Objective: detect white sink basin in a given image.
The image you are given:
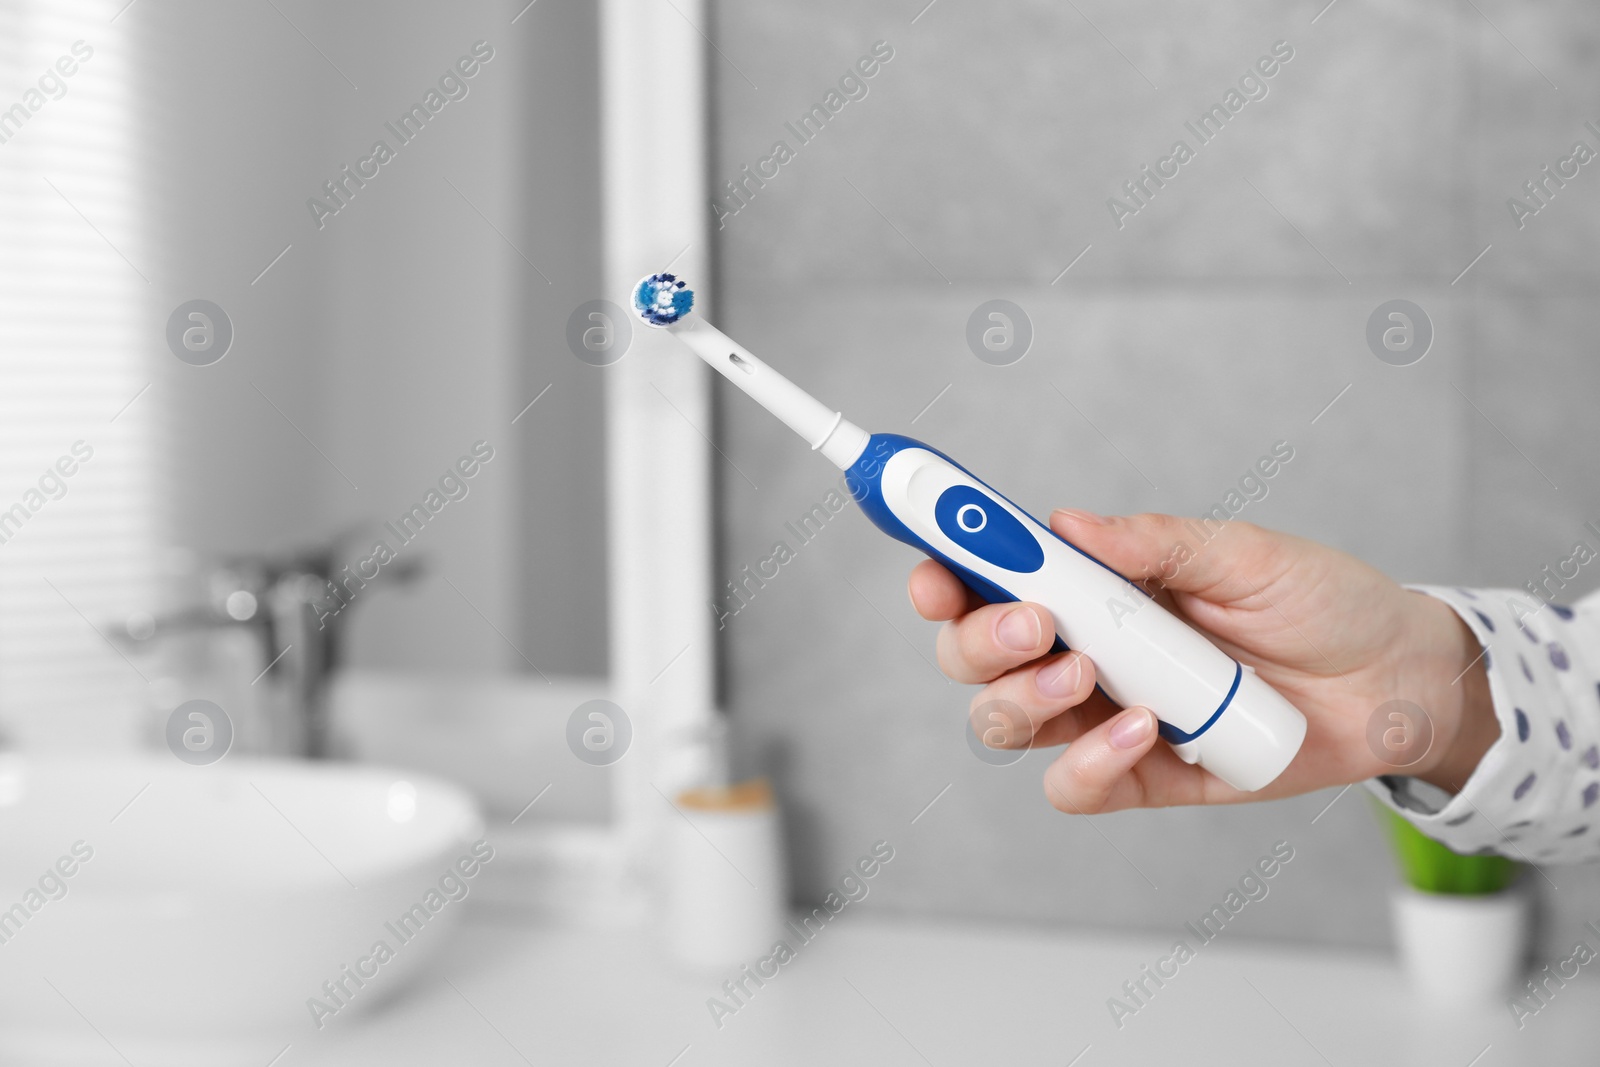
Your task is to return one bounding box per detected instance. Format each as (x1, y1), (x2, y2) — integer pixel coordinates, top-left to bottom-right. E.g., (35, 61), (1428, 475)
(0, 753), (484, 1062)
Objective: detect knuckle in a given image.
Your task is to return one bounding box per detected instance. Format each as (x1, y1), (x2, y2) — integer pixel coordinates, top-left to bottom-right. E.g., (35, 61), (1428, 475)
(1211, 518), (1255, 545)
(1046, 774), (1097, 815)
(970, 693), (1031, 747)
(1134, 512), (1180, 533)
(1066, 759), (1115, 811)
(1065, 757), (1101, 793)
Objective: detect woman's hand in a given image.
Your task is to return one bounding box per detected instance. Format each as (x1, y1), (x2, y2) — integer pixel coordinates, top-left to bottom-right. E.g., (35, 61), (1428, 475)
(909, 510), (1499, 814)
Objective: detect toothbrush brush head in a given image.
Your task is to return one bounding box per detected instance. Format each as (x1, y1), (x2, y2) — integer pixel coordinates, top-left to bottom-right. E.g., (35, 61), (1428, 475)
(632, 273), (695, 327)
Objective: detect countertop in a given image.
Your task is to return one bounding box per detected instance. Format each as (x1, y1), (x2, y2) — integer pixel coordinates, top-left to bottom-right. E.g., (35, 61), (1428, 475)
(285, 911), (1599, 1066)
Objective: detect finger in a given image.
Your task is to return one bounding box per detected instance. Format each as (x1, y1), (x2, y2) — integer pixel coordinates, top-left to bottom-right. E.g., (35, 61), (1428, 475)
(967, 650), (1117, 746)
(935, 602), (1055, 685)
(1049, 509), (1294, 605)
(1047, 731), (1248, 812)
(1030, 701), (1118, 748)
(907, 559), (984, 622)
(1040, 706), (1161, 815)
(972, 691), (1119, 750)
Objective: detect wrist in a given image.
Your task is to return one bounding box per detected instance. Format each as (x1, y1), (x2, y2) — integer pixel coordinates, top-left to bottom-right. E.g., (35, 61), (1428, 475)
(1408, 592), (1498, 793)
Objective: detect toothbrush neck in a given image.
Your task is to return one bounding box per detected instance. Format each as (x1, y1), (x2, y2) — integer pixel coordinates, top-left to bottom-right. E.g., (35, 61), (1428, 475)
(818, 416), (869, 469)
(668, 317), (868, 468)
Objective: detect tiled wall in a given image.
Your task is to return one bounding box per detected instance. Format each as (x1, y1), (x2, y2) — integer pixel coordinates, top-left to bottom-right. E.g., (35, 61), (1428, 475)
(710, 0), (1600, 950)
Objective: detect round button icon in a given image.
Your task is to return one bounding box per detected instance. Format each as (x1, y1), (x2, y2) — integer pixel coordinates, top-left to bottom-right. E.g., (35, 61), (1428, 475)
(566, 698), (632, 766)
(956, 504), (987, 533)
(1365, 699), (1434, 768)
(166, 299), (233, 366)
(966, 699), (1031, 767)
(566, 300), (632, 367)
(165, 699), (233, 765)
(966, 299), (1033, 366)
(1365, 299), (1432, 367)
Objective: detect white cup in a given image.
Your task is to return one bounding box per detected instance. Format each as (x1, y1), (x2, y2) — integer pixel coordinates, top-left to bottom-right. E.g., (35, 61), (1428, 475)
(663, 779), (786, 972)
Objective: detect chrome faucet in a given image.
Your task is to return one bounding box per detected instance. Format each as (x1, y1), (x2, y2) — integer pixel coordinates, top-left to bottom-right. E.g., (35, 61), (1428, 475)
(115, 533), (423, 758)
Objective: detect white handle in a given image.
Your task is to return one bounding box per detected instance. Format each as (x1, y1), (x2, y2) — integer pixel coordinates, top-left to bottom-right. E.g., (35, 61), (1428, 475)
(879, 446), (1306, 790)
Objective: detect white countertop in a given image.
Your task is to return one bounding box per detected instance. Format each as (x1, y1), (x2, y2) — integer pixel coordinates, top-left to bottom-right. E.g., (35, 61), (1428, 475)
(287, 911), (1598, 1067)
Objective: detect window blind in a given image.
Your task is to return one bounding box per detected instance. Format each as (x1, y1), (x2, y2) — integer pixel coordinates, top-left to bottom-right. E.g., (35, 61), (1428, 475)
(0, 0), (156, 747)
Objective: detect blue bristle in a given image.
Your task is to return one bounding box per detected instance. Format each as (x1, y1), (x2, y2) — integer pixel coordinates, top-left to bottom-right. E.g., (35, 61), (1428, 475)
(632, 272), (695, 327)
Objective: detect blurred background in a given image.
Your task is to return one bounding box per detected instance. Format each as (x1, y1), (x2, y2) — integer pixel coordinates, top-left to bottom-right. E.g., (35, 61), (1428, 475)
(1, 0), (1598, 1062)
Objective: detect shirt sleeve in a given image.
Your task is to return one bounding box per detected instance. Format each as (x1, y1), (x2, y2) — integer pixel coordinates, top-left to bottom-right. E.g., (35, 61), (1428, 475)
(1362, 585), (1600, 864)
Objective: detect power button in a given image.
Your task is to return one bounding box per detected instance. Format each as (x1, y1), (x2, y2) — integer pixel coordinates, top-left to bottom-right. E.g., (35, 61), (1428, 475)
(934, 484), (1044, 574)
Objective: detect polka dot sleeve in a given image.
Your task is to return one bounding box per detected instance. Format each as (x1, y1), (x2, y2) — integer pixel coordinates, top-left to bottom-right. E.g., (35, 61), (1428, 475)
(1362, 586), (1600, 864)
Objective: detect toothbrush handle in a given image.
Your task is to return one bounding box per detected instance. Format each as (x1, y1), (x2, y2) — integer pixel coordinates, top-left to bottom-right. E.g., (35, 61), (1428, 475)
(847, 433), (1306, 792)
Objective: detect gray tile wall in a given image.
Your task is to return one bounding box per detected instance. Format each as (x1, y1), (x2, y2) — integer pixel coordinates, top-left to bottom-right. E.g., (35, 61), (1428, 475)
(710, 0), (1600, 950)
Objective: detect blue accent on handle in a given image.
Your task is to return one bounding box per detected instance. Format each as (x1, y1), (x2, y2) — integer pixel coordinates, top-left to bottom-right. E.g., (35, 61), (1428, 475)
(846, 434), (1021, 611)
(1157, 661), (1243, 745)
(933, 484), (1045, 574)
(844, 434), (1132, 607)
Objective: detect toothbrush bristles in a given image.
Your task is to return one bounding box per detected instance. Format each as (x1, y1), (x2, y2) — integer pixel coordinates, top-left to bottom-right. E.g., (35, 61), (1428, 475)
(632, 273), (695, 327)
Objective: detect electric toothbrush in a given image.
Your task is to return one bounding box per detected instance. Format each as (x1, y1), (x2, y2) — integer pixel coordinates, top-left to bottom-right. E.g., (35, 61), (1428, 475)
(634, 273), (1306, 792)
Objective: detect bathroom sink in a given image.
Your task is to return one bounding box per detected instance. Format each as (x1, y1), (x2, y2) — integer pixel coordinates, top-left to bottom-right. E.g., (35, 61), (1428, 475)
(0, 752), (484, 1062)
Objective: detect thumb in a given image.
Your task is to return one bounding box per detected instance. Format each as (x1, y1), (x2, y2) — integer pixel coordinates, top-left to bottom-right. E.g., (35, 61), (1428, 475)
(1048, 509), (1288, 604)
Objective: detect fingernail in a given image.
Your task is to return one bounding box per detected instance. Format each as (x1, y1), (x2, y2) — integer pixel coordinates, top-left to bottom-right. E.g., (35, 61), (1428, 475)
(997, 606), (1042, 652)
(1052, 508), (1108, 526)
(1036, 654), (1082, 699)
(1109, 707), (1155, 750)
